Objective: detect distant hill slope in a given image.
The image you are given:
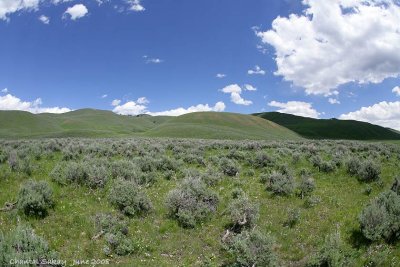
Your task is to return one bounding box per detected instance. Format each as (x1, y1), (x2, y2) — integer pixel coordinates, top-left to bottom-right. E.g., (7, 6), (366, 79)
(254, 112), (400, 140)
(145, 112), (302, 140)
(0, 109), (170, 138)
(0, 110), (300, 140)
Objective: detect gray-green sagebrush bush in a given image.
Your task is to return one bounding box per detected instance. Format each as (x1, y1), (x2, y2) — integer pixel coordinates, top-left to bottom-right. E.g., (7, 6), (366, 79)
(219, 158), (239, 177)
(359, 190), (400, 242)
(166, 177), (219, 228)
(226, 195), (259, 231)
(0, 223), (59, 266)
(94, 213), (138, 256)
(346, 158), (381, 182)
(17, 180), (54, 217)
(267, 171), (296, 196)
(307, 231), (353, 267)
(50, 160), (110, 188)
(109, 179), (152, 217)
(299, 174), (315, 199)
(223, 229), (278, 267)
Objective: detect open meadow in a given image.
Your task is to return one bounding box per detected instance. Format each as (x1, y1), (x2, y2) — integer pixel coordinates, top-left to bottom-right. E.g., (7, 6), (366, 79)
(1, 138), (400, 266)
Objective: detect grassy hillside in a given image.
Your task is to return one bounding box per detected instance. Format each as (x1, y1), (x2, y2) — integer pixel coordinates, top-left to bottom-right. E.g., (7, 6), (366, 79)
(145, 112), (302, 140)
(254, 112), (400, 140)
(0, 109), (170, 138)
(0, 110), (301, 140)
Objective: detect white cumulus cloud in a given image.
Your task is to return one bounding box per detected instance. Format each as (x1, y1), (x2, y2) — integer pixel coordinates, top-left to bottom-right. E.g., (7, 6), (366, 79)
(340, 101), (400, 130)
(111, 99), (121, 106)
(112, 98), (225, 117)
(148, 102), (226, 116)
(113, 100), (147, 115)
(328, 98), (340, 105)
(127, 0), (145, 12)
(247, 65), (266, 75)
(268, 100), (320, 118)
(257, 0), (400, 95)
(221, 84), (253, 106)
(137, 97), (149, 104)
(1, 88), (8, 93)
(39, 15), (49, 24)
(393, 86), (400, 96)
(0, 0), (40, 21)
(244, 84), (257, 91)
(216, 73), (226, 78)
(64, 4), (88, 20)
(0, 94), (71, 114)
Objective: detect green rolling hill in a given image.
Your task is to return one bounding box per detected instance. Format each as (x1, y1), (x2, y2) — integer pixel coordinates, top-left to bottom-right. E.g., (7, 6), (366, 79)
(145, 112), (301, 140)
(254, 112), (400, 140)
(0, 109), (301, 140)
(0, 109), (170, 138)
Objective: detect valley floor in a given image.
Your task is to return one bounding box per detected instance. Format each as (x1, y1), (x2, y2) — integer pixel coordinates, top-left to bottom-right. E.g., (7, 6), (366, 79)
(0, 138), (399, 266)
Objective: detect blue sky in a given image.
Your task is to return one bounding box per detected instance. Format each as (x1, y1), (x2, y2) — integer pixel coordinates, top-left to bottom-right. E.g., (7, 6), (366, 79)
(1, 0), (400, 129)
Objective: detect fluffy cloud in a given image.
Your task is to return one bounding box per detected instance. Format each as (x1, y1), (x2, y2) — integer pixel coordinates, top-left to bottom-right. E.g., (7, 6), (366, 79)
(1, 88), (8, 93)
(127, 0), (145, 12)
(112, 98), (225, 117)
(137, 97), (149, 104)
(328, 98), (340, 105)
(148, 102), (226, 116)
(111, 99), (121, 106)
(101, 94), (108, 99)
(257, 0), (400, 95)
(64, 4), (88, 20)
(340, 101), (400, 130)
(113, 101), (147, 116)
(39, 15), (50, 24)
(268, 100), (320, 118)
(244, 84), (257, 91)
(393, 86), (400, 96)
(221, 84), (253, 106)
(247, 65), (266, 75)
(0, 94), (71, 114)
(216, 73), (226, 78)
(0, 0), (40, 21)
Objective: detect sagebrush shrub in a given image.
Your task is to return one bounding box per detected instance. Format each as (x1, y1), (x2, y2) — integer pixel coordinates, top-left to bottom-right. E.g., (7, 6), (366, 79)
(0, 223), (59, 265)
(224, 229), (277, 267)
(358, 160), (381, 182)
(253, 152), (275, 169)
(8, 151), (19, 171)
(17, 180), (54, 217)
(227, 196), (259, 231)
(219, 158), (239, 177)
(165, 177), (219, 228)
(307, 231), (350, 267)
(109, 180), (152, 217)
(267, 171), (296, 196)
(299, 174), (315, 199)
(94, 213), (137, 256)
(359, 190), (400, 241)
(392, 177), (400, 195)
(346, 158), (361, 176)
(285, 208), (301, 228)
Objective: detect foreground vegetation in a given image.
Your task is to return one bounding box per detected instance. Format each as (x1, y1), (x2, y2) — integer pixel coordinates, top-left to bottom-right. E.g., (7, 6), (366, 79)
(0, 138), (400, 266)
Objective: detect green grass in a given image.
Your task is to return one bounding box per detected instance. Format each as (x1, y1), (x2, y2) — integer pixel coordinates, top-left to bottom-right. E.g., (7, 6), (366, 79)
(0, 110), (301, 141)
(1, 138), (399, 266)
(254, 112), (400, 140)
(145, 112), (302, 140)
(0, 109), (170, 138)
